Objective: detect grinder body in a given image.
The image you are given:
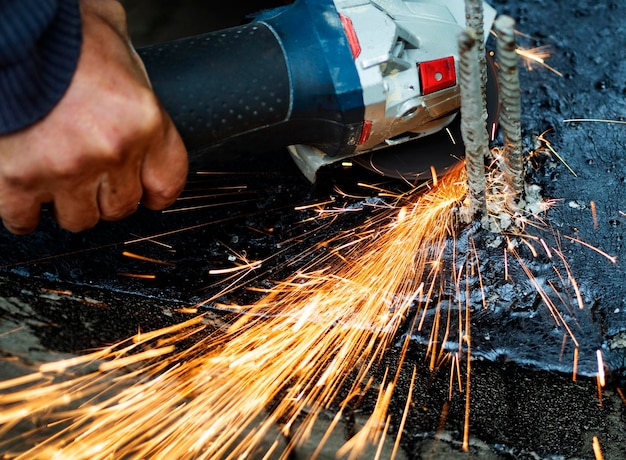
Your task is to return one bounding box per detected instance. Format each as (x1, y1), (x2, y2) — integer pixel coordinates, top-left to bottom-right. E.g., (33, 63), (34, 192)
(138, 0), (496, 182)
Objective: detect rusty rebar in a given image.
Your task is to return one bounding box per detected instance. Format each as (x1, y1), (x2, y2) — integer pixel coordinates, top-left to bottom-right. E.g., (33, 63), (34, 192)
(464, 0), (488, 124)
(495, 15), (524, 207)
(458, 28), (488, 219)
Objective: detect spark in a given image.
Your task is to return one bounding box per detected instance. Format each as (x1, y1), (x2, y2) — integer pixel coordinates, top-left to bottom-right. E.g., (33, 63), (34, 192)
(490, 28), (562, 76)
(515, 46), (563, 76)
(194, 171), (259, 176)
(617, 387), (626, 405)
(391, 366), (416, 460)
(175, 186), (249, 201)
(207, 260), (262, 275)
(122, 251), (176, 266)
(590, 200), (598, 229)
(117, 273), (156, 280)
(445, 126), (457, 144)
(563, 118), (626, 125)
(562, 235), (617, 264)
(592, 436), (604, 460)
(0, 164), (467, 458)
(294, 199), (336, 211)
(161, 199), (255, 213)
(98, 346), (176, 372)
(129, 233), (174, 249)
(536, 130), (578, 177)
(596, 349), (606, 388)
(122, 215), (245, 244)
(174, 307), (199, 315)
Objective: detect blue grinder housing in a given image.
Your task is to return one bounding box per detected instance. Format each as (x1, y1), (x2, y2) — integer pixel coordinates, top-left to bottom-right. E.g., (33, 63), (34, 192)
(139, 0), (497, 181)
(138, 0), (366, 162)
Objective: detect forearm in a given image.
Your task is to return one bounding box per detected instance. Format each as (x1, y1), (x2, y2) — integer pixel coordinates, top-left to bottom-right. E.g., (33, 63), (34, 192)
(0, 0), (82, 134)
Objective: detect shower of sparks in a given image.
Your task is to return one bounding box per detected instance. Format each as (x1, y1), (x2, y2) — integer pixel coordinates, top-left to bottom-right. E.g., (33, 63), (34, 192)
(0, 163), (465, 459)
(489, 28), (563, 77)
(0, 149), (614, 458)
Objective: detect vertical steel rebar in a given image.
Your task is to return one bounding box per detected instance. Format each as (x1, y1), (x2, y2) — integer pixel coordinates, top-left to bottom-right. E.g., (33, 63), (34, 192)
(458, 28), (488, 219)
(495, 15), (524, 206)
(464, 0), (488, 125)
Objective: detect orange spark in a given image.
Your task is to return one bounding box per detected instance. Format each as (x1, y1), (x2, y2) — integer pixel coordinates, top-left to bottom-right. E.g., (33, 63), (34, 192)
(572, 347), (579, 382)
(516, 45), (563, 76)
(596, 349), (606, 388)
(592, 436), (604, 460)
(117, 273), (157, 280)
(0, 164), (468, 459)
(563, 118), (626, 125)
(122, 250), (176, 266)
(590, 200), (598, 230)
(208, 260), (262, 275)
(563, 235), (617, 264)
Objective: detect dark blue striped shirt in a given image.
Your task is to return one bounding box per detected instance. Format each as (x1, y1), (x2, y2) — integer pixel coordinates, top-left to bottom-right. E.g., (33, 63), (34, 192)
(0, 0), (82, 134)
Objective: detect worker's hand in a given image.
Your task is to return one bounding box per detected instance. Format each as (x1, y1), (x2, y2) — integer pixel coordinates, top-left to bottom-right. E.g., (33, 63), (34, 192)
(0, 0), (188, 234)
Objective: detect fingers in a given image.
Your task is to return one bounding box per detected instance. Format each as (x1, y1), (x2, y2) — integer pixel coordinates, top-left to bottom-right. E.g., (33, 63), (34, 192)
(0, 172), (140, 234)
(52, 183), (100, 233)
(139, 113), (188, 211)
(97, 169), (143, 221)
(0, 193), (42, 235)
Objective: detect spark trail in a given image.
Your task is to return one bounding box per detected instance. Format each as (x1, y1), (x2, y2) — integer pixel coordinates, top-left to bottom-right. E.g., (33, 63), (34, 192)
(0, 164), (468, 459)
(0, 158), (615, 458)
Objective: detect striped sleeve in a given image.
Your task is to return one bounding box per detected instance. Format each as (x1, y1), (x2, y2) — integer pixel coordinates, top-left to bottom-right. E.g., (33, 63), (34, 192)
(0, 0), (82, 134)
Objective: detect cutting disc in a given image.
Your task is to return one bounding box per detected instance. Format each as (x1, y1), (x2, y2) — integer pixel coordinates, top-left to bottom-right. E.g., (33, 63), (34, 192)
(353, 54), (500, 181)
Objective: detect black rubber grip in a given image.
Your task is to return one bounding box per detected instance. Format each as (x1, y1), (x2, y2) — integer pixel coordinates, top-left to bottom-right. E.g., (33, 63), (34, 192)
(138, 23), (291, 154)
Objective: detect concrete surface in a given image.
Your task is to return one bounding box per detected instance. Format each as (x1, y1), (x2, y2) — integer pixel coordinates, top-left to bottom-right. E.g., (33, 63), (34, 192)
(1, 0), (625, 458)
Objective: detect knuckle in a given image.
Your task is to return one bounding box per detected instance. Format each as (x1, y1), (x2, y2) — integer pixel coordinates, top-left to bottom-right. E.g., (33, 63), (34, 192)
(53, 197), (100, 233)
(102, 193), (141, 221)
(143, 180), (183, 210)
(0, 162), (35, 187)
(134, 89), (163, 135)
(59, 214), (99, 233)
(83, 128), (126, 167)
(49, 156), (86, 179)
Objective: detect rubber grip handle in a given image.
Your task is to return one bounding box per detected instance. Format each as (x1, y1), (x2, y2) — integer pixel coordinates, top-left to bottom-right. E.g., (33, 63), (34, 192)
(138, 23), (292, 154)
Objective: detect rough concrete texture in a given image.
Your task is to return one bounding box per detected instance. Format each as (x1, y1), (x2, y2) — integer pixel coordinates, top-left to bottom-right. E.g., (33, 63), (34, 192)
(1, 0), (625, 458)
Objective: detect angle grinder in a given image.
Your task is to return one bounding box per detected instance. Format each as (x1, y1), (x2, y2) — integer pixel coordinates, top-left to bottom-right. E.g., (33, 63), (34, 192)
(138, 0), (498, 182)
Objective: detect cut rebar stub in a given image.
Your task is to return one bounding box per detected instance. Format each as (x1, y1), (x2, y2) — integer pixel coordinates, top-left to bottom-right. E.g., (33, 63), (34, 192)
(458, 28), (488, 220)
(464, 0), (488, 124)
(495, 15), (524, 208)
